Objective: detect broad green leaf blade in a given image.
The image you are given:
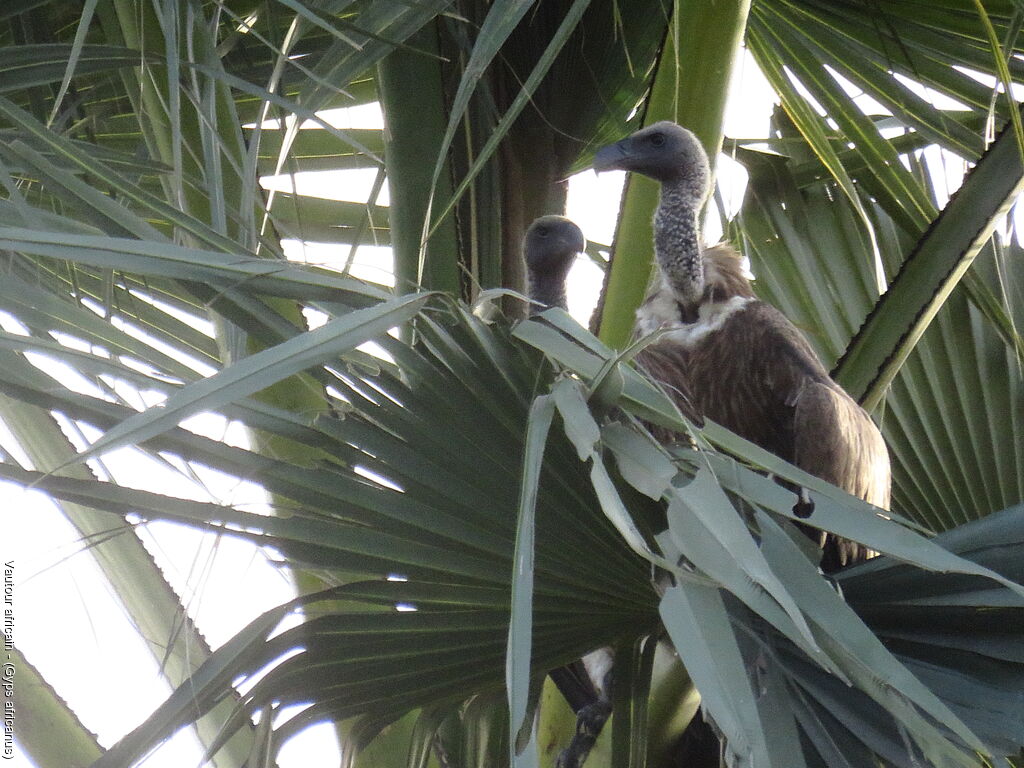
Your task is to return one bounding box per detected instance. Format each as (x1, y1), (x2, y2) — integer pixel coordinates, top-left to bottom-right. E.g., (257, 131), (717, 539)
(90, 601), (293, 768)
(657, 568), (769, 766)
(553, 377), (601, 461)
(609, 637), (655, 768)
(0, 227), (390, 304)
(73, 293), (432, 463)
(756, 513), (986, 763)
(507, 393), (555, 762)
(601, 422), (675, 501)
(668, 466), (820, 654)
(0, 42), (139, 92)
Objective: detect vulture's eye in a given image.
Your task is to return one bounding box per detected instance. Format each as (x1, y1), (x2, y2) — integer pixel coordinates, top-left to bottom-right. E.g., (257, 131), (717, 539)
(649, 133), (666, 147)
(537, 227), (549, 237)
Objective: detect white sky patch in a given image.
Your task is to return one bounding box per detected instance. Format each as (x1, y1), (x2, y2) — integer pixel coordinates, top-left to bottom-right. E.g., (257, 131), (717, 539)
(101, 312), (218, 378)
(54, 411), (100, 454)
(235, 646), (307, 697)
(303, 305), (330, 330)
(125, 288), (217, 337)
(252, 102), (385, 131)
(0, 416), (34, 468)
(46, 329), (101, 354)
(356, 339), (396, 364)
(564, 254), (605, 325)
(133, 517), (294, 648)
(262, 167), (390, 206)
(267, 608), (306, 642)
(282, 239), (394, 288)
(918, 144), (968, 209)
(715, 153), (751, 222)
(955, 65), (1024, 102)
(22, 348), (110, 400)
(567, 169), (624, 247)
(317, 103), (386, 130)
(104, 376), (169, 413)
(277, 722), (344, 768)
(723, 49), (777, 139)
(704, 199), (725, 247)
(824, 65), (891, 117)
(563, 172), (617, 324)
(878, 120), (915, 140)
(354, 464), (404, 493)
(1, 314), (150, 406)
(783, 65), (828, 118)
(5, 482), (207, 763)
(14, 381), (291, 659)
(0, 309), (29, 335)
(894, 72), (972, 111)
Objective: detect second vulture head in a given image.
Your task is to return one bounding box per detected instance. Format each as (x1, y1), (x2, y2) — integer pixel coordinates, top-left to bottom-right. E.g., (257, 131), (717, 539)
(523, 215), (585, 278)
(523, 215), (586, 314)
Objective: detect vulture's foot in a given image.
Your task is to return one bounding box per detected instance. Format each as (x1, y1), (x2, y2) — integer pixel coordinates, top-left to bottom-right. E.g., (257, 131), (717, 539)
(555, 694), (612, 768)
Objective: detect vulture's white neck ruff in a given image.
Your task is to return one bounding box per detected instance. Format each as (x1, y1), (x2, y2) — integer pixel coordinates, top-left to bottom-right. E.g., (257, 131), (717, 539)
(650, 295), (755, 349)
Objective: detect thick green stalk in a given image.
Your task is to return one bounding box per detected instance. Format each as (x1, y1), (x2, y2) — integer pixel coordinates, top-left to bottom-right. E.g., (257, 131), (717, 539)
(834, 103), (1024, 410)
(11, 647), (102, 768)
(597, 0), (753, 348)
(378, 25), (461, 296)
(645, 649), (700, 766)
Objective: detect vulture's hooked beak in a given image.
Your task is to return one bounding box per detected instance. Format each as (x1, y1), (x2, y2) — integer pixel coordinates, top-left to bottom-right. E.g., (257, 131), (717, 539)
(564, 230), (586, 256)
(592, 139), (631, 173)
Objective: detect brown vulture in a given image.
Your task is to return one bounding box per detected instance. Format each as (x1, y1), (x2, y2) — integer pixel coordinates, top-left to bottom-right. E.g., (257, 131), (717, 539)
(523, 122), (891, 766)
(592, 120), (891, 569)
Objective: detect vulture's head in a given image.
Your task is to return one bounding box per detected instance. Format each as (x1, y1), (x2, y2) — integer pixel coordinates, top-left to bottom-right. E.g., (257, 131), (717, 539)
(523, 215), (585, 277)
(523, 215), (585, 314)
(594, 121), (710, 200)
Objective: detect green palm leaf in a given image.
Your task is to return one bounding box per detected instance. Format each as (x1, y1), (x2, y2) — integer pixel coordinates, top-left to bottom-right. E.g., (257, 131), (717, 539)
(5, 2), (1024, 767)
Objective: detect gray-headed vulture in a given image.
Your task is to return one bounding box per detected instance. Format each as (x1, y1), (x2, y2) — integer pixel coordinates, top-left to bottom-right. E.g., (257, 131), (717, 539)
(524, 128), (891, 763)
(593, 121), (891, 571)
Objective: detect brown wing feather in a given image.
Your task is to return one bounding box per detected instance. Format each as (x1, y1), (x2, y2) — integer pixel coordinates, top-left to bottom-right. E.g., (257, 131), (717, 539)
(791, 380), (891, 568)
(636, 298), (891, 569)
(791, 381), (890, 510)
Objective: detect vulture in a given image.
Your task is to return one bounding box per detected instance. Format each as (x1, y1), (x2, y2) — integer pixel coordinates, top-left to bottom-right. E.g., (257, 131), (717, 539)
(524, 122), (891, 766)
(524, 215), (614, 768)
(592, 120), (891, 569)
(524, 214), (587, 316)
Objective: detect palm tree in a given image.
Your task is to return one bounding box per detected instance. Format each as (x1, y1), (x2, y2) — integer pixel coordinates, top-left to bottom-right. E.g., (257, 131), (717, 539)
(4, 2), (1024, 767)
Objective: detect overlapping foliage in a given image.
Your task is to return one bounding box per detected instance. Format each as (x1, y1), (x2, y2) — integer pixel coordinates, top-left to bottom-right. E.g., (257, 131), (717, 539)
(3, 2), (1024, 767)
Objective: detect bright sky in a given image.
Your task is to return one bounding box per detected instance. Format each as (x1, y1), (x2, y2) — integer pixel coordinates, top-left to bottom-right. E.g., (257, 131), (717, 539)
(3, 44), (983, 767)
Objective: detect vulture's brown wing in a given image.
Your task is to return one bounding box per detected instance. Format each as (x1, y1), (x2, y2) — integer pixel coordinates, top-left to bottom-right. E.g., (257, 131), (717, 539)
(791, 380), (891, 567)
(791, 380), (890, 508)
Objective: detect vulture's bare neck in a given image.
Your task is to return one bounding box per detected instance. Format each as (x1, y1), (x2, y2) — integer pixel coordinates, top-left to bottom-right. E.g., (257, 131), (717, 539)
(527, 272), (568, 314)
(654, 178), (705, 309)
